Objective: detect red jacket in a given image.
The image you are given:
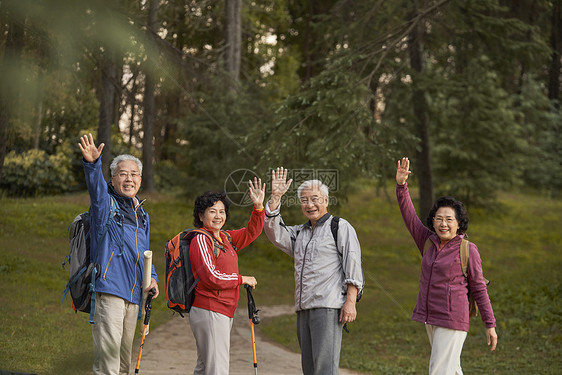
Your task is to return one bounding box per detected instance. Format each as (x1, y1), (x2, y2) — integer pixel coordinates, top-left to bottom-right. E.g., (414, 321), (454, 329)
(189, 208), (264, 318)
(397, 183), (496, 331)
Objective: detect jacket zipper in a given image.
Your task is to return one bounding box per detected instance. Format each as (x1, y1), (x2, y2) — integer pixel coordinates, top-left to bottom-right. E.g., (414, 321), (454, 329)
(299, 228), (314, 310)
(425, 244), (436, 323)
(103, 251), (115, 280)
(131, 199), (141, 302)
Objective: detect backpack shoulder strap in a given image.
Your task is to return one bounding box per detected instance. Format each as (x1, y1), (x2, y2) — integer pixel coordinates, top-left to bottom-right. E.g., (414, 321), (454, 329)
(423, 237), (433, 255)
(187, 229), (227, 258)
(220, 230), (236, 251)
(331, 216), (340, 250)
(221, 230), (232, 242)
(460, 239), (469, 278)
(184, 228), (210, 242)
(109, 195), (119, 217)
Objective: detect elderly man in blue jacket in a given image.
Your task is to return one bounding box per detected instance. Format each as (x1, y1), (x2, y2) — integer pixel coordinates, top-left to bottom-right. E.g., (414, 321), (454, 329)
(79, 133), (159, 375)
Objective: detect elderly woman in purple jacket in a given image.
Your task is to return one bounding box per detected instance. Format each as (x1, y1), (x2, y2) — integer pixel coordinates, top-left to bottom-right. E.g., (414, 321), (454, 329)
(396, 157), (497, 375)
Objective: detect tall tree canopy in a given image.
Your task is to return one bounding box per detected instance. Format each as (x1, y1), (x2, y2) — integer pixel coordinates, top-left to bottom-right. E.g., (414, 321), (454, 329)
(0, 0), (560, 203)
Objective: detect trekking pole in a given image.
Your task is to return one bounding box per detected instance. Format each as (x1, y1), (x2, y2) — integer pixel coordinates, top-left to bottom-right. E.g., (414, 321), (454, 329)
(244, 285), (260, 375)
(141, 250), (153, 334)
(135, 288), (155, 374)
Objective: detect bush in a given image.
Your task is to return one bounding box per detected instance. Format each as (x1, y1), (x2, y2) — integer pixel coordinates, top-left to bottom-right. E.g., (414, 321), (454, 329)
(0, 146), (77, 196)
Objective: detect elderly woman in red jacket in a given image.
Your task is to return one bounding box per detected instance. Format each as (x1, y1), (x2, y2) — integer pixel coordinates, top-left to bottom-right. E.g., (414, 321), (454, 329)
(396, 157), (497, 375)
(188, 179), (265, 375)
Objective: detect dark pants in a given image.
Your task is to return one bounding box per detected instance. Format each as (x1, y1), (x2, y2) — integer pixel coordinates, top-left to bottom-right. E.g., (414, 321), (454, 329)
(297, 308), (343, 375)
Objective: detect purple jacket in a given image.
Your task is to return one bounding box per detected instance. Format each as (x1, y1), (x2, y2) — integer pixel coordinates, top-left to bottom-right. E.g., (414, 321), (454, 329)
(397, 183), (496, 332)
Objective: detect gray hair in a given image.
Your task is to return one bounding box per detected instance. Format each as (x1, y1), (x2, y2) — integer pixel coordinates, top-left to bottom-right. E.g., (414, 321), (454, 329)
(297, 179), (329, 198)
(110, 154), (143, 177)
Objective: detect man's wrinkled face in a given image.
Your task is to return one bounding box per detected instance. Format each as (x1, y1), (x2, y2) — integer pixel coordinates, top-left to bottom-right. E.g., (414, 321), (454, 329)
(111, 160), (142, 198)
(299, 187), (329, 225)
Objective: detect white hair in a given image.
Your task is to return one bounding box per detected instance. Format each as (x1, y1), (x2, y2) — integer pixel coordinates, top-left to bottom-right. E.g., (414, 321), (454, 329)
(297, 179), (329, 198)
(110, 154), (143, 177)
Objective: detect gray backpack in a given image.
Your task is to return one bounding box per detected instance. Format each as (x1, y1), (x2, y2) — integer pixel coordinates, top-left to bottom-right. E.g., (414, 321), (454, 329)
(62, 196), (121, 323)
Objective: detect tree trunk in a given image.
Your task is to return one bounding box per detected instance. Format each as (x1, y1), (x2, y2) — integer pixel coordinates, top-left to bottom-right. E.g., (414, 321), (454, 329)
(32, 99), (43, 149)
(0, 7), (25, 185)
(128, 68), (139, 148)
(161, 92), (179, 161)
(0, 96), (8, 185)
(408, 2), (434, 218)
(142, 0), (159, 192)
(548, 0), (561, 101)
(97, 51), (118, 179)
(225, 0), (242, 85)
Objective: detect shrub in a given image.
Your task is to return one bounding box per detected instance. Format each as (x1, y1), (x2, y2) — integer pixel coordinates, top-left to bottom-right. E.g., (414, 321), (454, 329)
(0, 146), (77, 196)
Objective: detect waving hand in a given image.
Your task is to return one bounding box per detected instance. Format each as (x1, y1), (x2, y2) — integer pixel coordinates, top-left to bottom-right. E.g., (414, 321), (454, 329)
(248, 177), (266, 210)
(269, 167), (293, 211)
(78, 133), (105, 163)
(396, 157), (412, 186)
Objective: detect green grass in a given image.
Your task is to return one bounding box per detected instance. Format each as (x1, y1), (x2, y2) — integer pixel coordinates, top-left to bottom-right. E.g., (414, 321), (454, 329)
(260, 185), (562, 374)
(1, 184), (561, 374)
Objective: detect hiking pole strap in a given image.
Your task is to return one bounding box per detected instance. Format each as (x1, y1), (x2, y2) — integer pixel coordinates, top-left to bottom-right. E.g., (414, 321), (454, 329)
(244, 285), (260, 324)
(144, 291), (154, 325)
(88, 267), (98, 324)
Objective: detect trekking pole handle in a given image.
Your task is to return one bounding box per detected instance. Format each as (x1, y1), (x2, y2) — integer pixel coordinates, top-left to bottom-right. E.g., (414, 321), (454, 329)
(143, 288), (156, 325)
(244, 285), (260, 324)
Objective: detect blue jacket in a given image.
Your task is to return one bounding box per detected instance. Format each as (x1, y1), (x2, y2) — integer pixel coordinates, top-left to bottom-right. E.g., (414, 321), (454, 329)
(83, 157), (158, 305)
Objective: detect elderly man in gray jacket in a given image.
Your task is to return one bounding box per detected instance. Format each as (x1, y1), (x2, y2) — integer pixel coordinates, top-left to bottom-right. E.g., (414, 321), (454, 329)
(264, 167), (364, 375)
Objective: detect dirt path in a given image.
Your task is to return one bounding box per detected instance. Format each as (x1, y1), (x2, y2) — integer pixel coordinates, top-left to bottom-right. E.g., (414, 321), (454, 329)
(133, 305), (363, 375)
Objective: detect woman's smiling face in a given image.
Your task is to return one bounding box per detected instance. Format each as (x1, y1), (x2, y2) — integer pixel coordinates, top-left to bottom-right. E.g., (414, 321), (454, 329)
(199, 200), (226, 234)
(432, 206), (459, 243)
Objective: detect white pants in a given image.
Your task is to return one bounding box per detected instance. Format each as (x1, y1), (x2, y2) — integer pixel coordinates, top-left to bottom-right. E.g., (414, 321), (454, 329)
(425, 324), (467, 375)
(189, 306), (233, 375)
(92, 292), (139, 375)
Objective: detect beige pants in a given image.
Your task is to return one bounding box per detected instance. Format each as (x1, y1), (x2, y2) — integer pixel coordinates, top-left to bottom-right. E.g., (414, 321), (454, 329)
(92, 292), (139, 375)
(425, 324), (467, 375)
(189, 306), (233, 375)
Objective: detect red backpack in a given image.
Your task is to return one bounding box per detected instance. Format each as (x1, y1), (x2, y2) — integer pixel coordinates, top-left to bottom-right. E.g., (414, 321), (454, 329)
(164, 228), (232, 315)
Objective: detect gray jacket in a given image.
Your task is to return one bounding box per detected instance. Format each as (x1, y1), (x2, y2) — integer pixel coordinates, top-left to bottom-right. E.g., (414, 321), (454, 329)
(264, 203), (364, 311)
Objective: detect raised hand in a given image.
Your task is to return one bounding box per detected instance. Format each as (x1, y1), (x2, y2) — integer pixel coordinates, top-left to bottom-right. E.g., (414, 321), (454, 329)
(78, 133), (105, 163)
(248, 177), (266, 210)
(396, 157), (412, 186)
(269, 167), (293, 211)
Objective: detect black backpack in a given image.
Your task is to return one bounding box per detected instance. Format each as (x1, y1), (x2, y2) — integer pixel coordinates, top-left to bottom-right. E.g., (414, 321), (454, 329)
(164, 228), (233, 316)
(62, 196), (121, 324)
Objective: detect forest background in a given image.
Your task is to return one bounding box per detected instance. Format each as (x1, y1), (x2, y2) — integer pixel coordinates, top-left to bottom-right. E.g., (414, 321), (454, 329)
(1, 1), (562, 374)
(1, 0), (561, 210)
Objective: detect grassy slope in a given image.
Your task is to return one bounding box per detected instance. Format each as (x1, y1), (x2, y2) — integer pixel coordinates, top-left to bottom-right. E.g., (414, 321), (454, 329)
(259, 184), (562, 374)
(0, 192), (193, 374)
(0, 184), (560, 374)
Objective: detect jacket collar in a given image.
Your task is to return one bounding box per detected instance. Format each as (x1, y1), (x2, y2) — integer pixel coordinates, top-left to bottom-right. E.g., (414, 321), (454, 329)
(303, 212), (331, 229)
